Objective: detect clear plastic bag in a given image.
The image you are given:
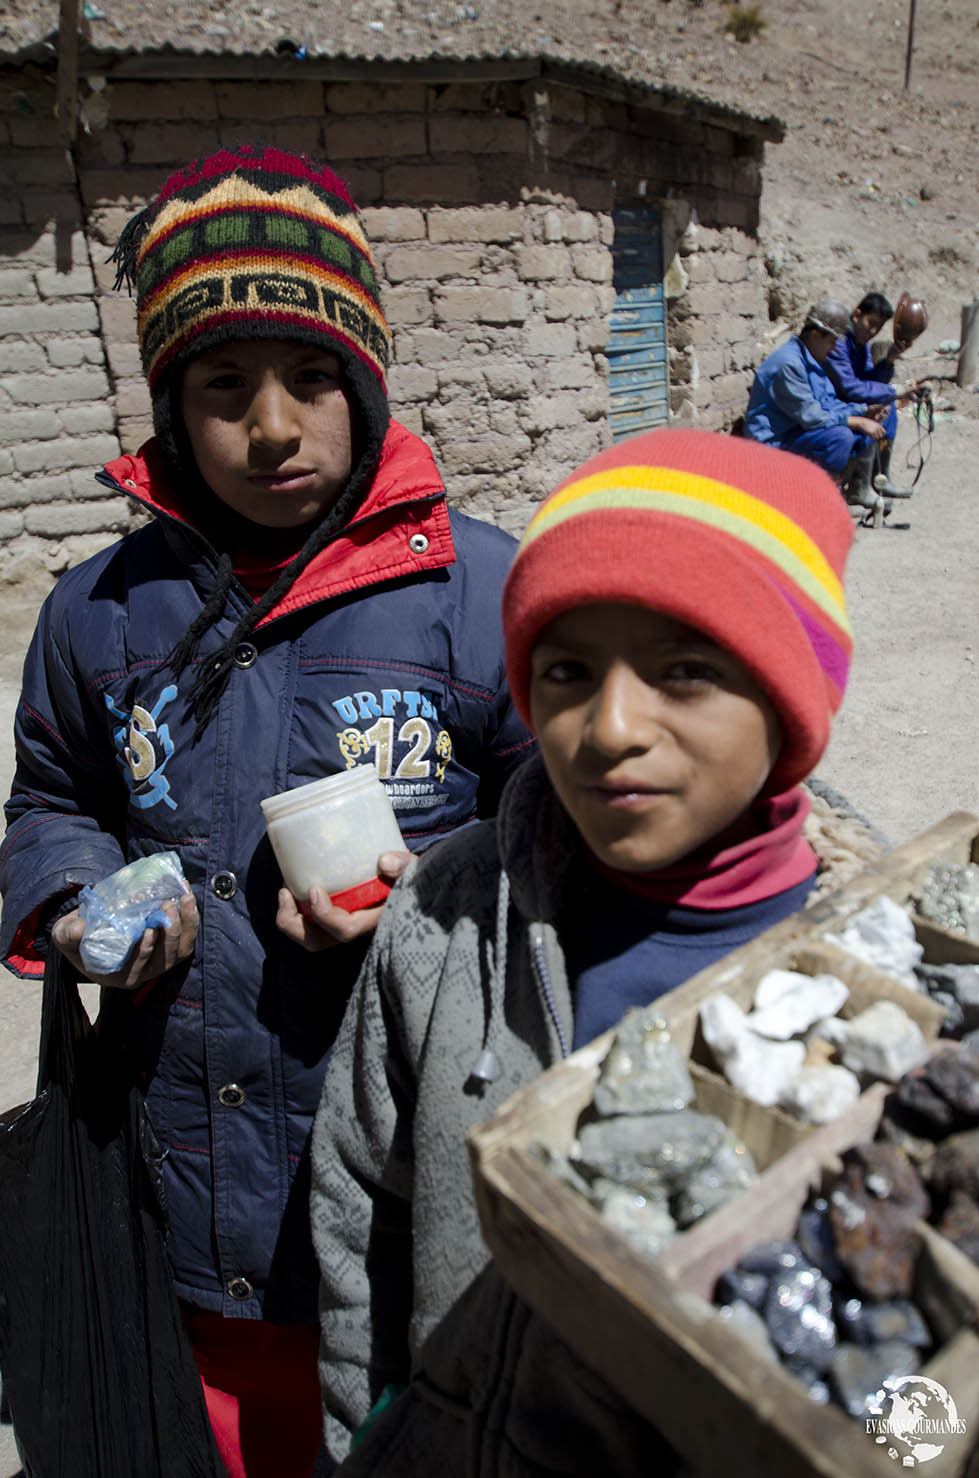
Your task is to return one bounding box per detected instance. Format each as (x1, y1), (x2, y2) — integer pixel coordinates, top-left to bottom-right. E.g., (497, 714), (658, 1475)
(78, 852), (189, 975)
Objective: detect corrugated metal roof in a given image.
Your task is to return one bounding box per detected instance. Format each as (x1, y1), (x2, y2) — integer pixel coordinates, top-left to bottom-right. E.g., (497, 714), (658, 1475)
(1, 0), (783, 139)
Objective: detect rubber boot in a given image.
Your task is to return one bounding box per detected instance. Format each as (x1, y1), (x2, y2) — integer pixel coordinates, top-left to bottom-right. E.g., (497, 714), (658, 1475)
(872, 444), (914, 499)
(841, 447), (878, 509)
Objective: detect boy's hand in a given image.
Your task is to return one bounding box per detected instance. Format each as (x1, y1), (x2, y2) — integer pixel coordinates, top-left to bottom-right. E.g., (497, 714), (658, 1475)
(51, 890), (199, 991)
(275, 850), (413, 951)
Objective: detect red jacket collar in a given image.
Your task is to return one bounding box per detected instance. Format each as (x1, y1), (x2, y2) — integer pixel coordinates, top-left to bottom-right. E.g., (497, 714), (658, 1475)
(103, 421), (456, 624)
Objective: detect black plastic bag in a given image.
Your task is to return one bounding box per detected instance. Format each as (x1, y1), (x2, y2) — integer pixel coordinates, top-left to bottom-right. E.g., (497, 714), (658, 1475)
(0, 948), (226, 1477)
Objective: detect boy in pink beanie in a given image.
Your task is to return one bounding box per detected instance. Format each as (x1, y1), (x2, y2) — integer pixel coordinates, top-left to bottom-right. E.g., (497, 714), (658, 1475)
(310, 429), (862, 1475)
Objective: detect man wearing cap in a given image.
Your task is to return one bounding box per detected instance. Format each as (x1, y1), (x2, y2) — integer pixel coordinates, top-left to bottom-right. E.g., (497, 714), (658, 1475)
(745, 298), (887, 507)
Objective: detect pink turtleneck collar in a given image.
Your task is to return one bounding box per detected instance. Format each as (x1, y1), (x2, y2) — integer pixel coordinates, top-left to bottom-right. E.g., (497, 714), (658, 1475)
(591, 786), (818, 910)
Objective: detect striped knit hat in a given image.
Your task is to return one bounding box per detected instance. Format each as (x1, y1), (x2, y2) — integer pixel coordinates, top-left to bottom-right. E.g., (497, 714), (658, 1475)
(112, 141), (390, 408)
(110, 144), (394, 737)
(503, 429), (854, 792)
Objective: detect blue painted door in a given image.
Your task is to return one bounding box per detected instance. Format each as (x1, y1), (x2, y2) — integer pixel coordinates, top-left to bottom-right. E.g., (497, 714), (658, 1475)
(608, 206), (668, 439)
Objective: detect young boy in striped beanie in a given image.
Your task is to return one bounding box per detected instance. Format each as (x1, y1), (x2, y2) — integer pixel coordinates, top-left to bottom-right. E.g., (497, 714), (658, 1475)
(310, 429), (863, 1474)
(0, 143), (532, 1477)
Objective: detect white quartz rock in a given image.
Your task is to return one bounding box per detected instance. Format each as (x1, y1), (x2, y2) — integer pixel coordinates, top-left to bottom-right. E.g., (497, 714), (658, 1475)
(778, 1064), (862, 1124)
(835, 1000), (929, 1081)
(748, 969), (850, 1040)
(700, 993), (807, 1106)
(826, 895), (924, 991)
(807, 1014), (851, 1049)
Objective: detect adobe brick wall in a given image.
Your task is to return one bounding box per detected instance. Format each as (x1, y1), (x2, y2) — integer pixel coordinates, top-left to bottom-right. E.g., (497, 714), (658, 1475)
(0, 69), (132, 590)
(0, 65), (773, 585)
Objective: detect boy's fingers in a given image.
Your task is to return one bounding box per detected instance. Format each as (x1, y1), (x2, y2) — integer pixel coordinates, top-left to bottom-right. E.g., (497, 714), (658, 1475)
(377, 849), (413, 882)
(274, 885), (388, 951)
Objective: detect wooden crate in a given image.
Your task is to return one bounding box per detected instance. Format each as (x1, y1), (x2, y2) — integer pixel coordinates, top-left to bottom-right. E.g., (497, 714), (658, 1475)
(468, 812), (979, 1477)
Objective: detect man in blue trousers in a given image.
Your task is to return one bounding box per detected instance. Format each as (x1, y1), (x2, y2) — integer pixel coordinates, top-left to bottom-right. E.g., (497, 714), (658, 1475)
(825, 291), (919, 499)
(744, 298), (889, 509)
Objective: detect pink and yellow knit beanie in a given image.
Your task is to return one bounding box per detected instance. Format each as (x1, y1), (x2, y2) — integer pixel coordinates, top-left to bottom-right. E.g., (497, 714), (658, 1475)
(503, 429), (855, 792)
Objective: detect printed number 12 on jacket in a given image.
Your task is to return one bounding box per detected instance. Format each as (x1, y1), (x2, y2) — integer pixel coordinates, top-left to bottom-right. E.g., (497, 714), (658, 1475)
(332, 688), (453, 784)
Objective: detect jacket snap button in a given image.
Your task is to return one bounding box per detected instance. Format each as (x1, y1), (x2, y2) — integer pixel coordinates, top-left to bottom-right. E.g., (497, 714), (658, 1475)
(210, 870), (237, 900)
(233, 642), (257, 669)
(227, 1276), (254, 1301)
(218, 1083), (246, 1108)
(408, 533), (429, 554)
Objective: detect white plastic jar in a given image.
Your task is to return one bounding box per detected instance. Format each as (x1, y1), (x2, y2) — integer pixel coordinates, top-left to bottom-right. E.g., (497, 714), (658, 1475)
(261, 765), (405, 910)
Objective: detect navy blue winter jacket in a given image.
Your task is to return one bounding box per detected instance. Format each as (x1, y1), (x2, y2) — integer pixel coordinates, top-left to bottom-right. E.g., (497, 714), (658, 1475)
(825, 331), (897, 406)
(0, 421), (533, 1323)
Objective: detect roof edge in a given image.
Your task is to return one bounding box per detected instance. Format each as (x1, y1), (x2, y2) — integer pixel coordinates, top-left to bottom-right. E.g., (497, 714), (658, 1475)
(1, 40), (784, 141)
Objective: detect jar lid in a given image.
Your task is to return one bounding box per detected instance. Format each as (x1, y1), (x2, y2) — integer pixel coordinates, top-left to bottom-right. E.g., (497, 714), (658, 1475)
(260, 765), (382, 822)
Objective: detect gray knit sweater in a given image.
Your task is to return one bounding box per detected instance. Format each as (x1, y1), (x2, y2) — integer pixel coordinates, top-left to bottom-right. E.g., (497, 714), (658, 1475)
(309, 755), (880, 1475)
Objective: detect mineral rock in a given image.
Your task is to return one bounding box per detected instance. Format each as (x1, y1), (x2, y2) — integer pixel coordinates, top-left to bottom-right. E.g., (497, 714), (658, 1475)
(917, 962), (979, 1034)
(836, 1000), (930, 1081)
(926, 1127), (979, 1206)
(834, 1295), (932, 1349)
(910, 861), (979, 938)
(748, 969), (850, 1040)
(764, 1264), (836, 1370)
(828, 1182), (919, 1299)
(797, 1199), (846, 1282)
(825, 894), (923, 991)
(593, 1008), (695, 1116)
(778, 1064), (861, 1124)
(895, 1073), (958, 1135)
(574, 1109), (727, 1195)
(672, 1136), (758, 1227)
(937, 1190), (979, 1265)
(931, 990), (966, 1039)
(715, 1299), (780, 1363)
(923, 1047), (979, 1121)
(877, 1097), (946, 1161)
(715, 1266), (770, 1310)
(595, 1183), (678, 1260)
(841, 1142), (930, 1220)
(738, 1239), (807, 1276)
(783, 1363), (831, 1404)
(829, 1340), (922, 1419)
(700, 993), (806, 1105)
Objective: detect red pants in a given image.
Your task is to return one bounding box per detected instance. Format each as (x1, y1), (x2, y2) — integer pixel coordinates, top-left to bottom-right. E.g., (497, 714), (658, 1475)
(181, 1305), (323, 1478)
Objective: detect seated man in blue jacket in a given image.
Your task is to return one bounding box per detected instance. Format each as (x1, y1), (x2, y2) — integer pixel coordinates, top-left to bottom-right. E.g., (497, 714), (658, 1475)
(744, 298), (887, 509)
(825, 291), (918, 499)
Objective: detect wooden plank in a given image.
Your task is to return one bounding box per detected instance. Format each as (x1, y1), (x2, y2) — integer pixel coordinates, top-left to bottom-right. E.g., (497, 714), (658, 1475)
(913, 916), (979, 967)
(56, 0), (82, 143)
(913, 1327), (979, 1478)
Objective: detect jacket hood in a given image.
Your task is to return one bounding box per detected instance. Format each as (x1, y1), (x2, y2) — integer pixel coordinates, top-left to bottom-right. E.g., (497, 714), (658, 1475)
(101, 419), (456, 625)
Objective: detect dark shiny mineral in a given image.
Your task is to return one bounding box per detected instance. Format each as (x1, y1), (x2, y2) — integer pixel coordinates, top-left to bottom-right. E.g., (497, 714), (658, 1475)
(738, 1239), (807, 1276)
(764, 1265), (837, 1370)
(715, 1266), (770, 1310)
